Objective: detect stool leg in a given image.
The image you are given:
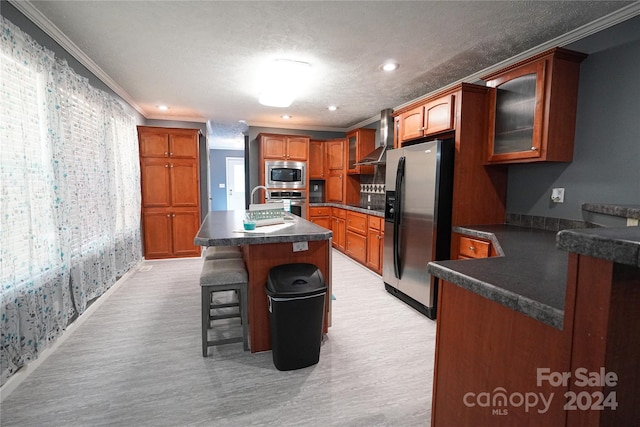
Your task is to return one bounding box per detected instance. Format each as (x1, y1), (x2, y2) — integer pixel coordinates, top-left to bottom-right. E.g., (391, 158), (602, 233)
(240, 283), (249, 351)
(201, 286), (209, 357)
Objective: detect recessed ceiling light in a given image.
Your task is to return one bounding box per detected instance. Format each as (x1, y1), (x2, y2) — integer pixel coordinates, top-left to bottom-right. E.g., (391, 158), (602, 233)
(157, 105), (169, 111)
(381, 62), (399, 72)
(281, 115), (292, 120)
(328, 105), (338, 111)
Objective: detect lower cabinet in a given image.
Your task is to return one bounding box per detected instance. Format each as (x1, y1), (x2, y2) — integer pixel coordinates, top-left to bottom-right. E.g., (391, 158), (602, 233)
(455, 233), (496, 260)
(311, 206), (384, 274)
(331, 208), (346, 252)
(309, 206), (331, 230)
(142, 209), (201, 259)
(346, 211), (367, 264)
(366, 216), (384, 274)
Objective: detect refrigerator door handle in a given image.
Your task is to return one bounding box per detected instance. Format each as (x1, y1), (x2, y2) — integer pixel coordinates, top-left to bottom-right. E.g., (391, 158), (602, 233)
(393, 156), (406, 279)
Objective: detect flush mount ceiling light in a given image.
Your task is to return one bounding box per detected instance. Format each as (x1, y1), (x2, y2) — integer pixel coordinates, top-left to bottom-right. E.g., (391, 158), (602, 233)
(157, 105), (169, 111)
(328, 105), (338, 111)
(258, 59), (313, 108)
(381, 61), (399, 72)
(281, 115), (292, 120)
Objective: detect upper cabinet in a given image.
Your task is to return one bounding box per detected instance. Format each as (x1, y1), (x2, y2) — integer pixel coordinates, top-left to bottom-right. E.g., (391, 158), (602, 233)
(138, 127), (199, 159)
(397, 94), (455, 145)
(483, 47), (587, 164)
(309, 140), (325, 179)
(260, 134), (309, 161)
(346, 128), (376, 175)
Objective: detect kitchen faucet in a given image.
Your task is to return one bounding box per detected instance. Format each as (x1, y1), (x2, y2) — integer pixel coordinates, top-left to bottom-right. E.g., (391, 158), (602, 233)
(250, 185), (270, 204)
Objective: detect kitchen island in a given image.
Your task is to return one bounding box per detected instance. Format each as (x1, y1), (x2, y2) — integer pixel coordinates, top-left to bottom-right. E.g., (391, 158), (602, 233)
(195, 210), (332, 352)
(427, 224), (640, 426)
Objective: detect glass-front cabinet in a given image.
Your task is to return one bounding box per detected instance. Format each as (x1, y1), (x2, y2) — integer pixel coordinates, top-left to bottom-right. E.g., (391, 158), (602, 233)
(484, 47), (586, 164)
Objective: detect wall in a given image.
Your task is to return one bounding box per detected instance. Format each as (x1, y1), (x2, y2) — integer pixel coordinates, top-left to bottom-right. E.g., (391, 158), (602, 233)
(506, 18), (640, 225)
(209, 149), (244, 210)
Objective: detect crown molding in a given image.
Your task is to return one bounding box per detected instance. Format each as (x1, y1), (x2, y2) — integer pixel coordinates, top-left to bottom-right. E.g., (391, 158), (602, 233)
(394, 2), (640, 112)
(248, 120), (348, 133)
(8, 0), (148, 118)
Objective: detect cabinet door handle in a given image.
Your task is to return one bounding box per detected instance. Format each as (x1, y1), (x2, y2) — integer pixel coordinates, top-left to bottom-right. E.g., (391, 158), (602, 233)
(164, 152), (168, 156)
(165, 164), (169, 168)
(169, 152), (173, 156)
(530, 147), (538, 151)
(166, 214), (170, 217)
(469, 246), (475, 251)
(172, 214), (176, 217)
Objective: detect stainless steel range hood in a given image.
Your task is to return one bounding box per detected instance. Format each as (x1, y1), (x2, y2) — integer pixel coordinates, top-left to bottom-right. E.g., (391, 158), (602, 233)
(356, 108), (394, 166)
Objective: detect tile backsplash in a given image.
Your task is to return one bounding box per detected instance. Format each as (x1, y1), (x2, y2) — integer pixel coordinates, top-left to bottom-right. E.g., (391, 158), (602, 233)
(360, 171), (386, 210)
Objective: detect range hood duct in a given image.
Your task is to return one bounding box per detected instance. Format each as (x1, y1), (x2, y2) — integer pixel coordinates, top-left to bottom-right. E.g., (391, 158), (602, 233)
(356, 108), (394, 165)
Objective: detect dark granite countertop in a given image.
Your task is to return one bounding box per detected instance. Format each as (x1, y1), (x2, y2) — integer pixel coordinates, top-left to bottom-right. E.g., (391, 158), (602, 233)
(582, 203), (640, 220)
(557, 226), (640, 267)
(427, 224), (568, 329)
(194, 210), (332, 246)
(309, 202), (385, 217)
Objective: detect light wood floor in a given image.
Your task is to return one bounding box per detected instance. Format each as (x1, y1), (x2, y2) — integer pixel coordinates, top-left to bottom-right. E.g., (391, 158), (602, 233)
(1, 250), (436, 426)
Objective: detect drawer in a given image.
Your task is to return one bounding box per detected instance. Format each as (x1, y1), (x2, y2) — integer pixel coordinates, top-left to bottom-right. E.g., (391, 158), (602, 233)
(309, 206), (331, 217)
(458, 236), (490, 259)
(332, 207), (347, 219)
(368, 215), (382, 231)
(346, 211), (367, 235)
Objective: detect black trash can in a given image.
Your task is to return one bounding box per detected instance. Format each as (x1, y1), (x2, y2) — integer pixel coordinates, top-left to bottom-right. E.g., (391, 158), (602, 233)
(266, 263), (327, 371)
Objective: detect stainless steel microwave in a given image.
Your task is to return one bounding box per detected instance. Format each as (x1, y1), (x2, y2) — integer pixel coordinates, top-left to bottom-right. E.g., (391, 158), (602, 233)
(265, 160), (306, 188)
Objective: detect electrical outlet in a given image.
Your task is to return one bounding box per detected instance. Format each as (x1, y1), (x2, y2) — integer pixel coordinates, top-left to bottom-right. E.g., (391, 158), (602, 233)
(551, 188), (565, 203)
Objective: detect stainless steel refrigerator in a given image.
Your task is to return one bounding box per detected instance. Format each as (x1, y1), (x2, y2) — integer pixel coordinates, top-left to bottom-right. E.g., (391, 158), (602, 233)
(383, 139), (455, 319)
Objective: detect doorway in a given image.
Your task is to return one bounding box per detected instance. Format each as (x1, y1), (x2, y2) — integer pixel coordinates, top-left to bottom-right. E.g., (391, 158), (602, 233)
(226, 157), (245, 211)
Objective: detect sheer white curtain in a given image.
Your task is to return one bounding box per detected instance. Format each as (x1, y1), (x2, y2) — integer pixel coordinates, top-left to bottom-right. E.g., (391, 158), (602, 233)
(0, 17), (141, 385)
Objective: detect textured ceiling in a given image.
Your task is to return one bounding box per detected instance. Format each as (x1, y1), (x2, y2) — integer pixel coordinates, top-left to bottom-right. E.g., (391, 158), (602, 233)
(19, 1), (636, 146)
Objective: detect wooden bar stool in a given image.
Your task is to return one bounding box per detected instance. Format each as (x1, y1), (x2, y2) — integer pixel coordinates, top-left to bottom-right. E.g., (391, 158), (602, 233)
(204, 245), (242, 260)
(200, 258), (249, 356)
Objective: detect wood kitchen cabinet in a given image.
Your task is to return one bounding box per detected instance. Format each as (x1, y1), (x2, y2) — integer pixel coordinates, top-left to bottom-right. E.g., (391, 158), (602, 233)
(138, 126), (201, 259)
(331, 208), (346, 251)
(346, 128), (376, 175)
(138, 128), (198, 159)
(326, 138), (360, 204)
(483, 47), (587, 164)
(366, 215), (384, 274)
(309, 206), (331, 230)
(259, 133), (309, 161)
(142, 210), (201, 259)
(393, 83), (508, 259)
(309, 140), (325, 179)
(397, 94), (455, 145)
(327, 138), (345, 170)
(454, 234), (499, 260)
(345, 211), (367, 264)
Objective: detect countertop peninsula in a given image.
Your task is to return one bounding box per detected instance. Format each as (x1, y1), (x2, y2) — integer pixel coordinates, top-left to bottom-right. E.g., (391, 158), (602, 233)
(429, 220), (640, 426)
(427, 224), (567, 328)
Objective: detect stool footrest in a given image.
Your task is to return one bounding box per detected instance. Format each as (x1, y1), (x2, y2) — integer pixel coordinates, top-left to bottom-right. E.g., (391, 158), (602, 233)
(206, 337), (243, 346)
(211, 302), (239, 309)
(210, 313), (241, 320)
